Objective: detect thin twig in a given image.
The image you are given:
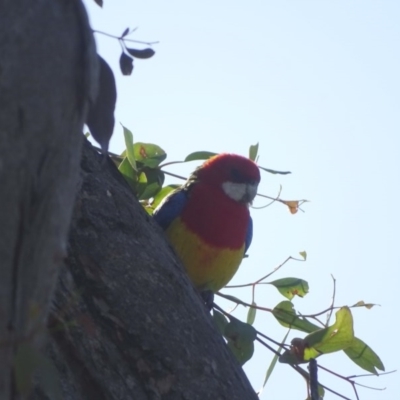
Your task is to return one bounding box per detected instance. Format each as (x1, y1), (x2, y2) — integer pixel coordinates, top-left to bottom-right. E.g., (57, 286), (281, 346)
(163, 170), (186, 181)
(215, 292), (272, 312)
(252, 185), (282, 209)
(215, 293), (270, 311)
(326, 274), (337, 327)
(92, 29), (159, 45)
(226, 256), (303, 288)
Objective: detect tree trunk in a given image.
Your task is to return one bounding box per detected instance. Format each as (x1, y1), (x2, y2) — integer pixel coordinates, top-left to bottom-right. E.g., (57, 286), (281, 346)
(0, 0), (97, 398)
(0, 1), (258, 398)
(38, 141), (258, 400)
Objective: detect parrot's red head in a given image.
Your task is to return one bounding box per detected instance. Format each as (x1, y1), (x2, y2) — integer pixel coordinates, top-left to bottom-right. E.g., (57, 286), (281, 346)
(195, 153), (260, 204)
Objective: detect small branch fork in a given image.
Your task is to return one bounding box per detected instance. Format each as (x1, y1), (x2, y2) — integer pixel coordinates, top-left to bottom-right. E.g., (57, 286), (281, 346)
(93, 29), (159, 46)
(213, 255), (392, 400)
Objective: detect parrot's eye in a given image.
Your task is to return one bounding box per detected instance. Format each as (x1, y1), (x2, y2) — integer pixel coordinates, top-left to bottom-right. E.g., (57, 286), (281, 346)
(230, 168), (244, 182)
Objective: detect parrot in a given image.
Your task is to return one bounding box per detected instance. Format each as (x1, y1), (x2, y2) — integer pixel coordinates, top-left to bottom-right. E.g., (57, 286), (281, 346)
(153, 153), (260, 302)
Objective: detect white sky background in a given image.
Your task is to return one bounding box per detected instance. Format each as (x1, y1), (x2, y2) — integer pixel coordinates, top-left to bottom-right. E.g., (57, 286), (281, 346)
(83, 1), (399, 399)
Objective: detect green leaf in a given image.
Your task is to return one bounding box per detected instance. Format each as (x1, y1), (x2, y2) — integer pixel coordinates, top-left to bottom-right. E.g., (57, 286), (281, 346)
(136, 171), (148, 197)
(304, 307), (354, 358)
(147, 185), (180, 215)
(299, 251), (307, 260)
(133, 142), (166, 168)
(249, 143), (259, 161)
(246, 302), (257, 325)
(121, 124), (137, 170)
(137, 169), (165, 200)
(344, 337), (385, 374)
(184, 151), (217, 162)
(212, 309), (229, 335)
(224, 318), (257, 365)
(258, 165), (291, 175)
(269, 278), (309, 300)
(118, 157), (137, 190)
(263, 330), (290, 388)
(126, 48), (155, 59)
(280, 308), (355, 365)
(352, 300), (377, 309)
(138, 182), (161, 200)
(84, 131), (91, 138)
(272, 301), (320, 333)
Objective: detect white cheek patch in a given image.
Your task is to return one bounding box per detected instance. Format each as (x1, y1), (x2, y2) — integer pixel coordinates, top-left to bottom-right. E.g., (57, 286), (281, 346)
(222, 182), (258, 203)
(222, 182), (246, 202)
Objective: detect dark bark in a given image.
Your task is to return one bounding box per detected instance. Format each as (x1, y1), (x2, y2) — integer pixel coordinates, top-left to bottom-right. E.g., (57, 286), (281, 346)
(0, 0), (97, 398)
(39, 141), (258, 400)
(0, 1), (258, 398)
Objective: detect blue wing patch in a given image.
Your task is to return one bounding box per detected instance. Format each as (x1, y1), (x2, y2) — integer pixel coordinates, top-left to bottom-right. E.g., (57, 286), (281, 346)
(244, 216), (253, 254)
(153, 189), (188, 230)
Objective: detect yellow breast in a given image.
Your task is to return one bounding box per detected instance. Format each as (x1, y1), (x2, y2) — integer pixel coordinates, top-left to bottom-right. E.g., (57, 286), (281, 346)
(166, 217), (245, 293)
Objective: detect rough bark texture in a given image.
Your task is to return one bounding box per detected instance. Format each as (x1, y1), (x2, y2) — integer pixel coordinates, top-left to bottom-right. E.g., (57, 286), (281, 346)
(36, 141), (258, 400)
(0, 0), (97, 398)
(1, 1), (258, 398)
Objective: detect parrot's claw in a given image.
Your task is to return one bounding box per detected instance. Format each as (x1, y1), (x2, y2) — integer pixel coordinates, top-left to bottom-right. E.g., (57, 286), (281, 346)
(200, 290), (214, 312)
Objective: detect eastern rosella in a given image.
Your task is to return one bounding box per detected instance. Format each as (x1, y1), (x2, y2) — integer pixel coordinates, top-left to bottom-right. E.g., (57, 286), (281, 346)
(153, 153), (260, 295)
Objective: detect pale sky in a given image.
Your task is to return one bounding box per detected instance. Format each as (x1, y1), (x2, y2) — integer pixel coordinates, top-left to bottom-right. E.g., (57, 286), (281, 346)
(83, 1), (400, 399)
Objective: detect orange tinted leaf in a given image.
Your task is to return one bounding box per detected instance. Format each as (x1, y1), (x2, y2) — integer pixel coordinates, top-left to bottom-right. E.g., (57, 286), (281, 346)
(283, 200), (299, 214)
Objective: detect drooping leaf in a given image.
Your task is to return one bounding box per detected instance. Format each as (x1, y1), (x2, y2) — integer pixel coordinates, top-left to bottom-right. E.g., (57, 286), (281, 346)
(184, 151), (217, 162)
(224, 318), (257, 365)
(282, 200), (299, 214)
(352, 300), (377, 309)
(126, 48), (155, 59)
(121, 27), (129, 38)
(119, 52), (134, 75)
(246, 302), (257, 325)
(212, 309), (229, 335)
(133, 142), (167, 168)
(136, 171), (148, 198)
(272, 301), (320, 333)
(121, 125), (137, 170)
(344, 337), (385, 374)
(280, 309), (355, 365)
(258, 166), (291, 175)
(137, 169), (165, 200)
(269, 278), (309, 300)
(304, 307), (354, 358)
(249, 143), (259, 161)
(299, 251), (307, 260)
(86, 55), (116, 155)
(263, 330), (290, 388)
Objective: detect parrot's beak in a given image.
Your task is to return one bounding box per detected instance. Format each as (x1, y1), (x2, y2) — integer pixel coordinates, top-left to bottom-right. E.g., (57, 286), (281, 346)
(244, 182), (258, 204)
